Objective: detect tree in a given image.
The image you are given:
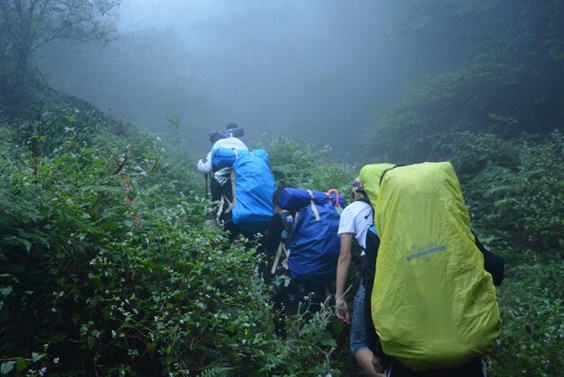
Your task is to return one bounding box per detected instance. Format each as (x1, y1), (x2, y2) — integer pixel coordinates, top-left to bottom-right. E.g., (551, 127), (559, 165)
(39, 27), (209, 137)
(0, 0), (120, 116)
(362, 0), (564, 162)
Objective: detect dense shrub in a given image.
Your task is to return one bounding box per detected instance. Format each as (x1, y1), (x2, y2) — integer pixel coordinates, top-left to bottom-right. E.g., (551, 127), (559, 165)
(2, 111), (563, 377)
(430, 131), (564, 376)
(489, 252), (564, 377)
(256, 136), (357, 199)
(433, 131), (564, 254)
(0, 113), (347, 376)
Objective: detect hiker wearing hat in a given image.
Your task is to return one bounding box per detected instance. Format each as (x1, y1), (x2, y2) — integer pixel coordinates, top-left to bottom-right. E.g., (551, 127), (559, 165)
(335, 177), (385, 377)
(197, 123), (248, 241)
(197, 123), (247, 178)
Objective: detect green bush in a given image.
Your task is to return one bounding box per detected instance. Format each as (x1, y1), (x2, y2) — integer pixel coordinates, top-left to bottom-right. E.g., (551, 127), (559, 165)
(3, 110), (562, 376)
(257, 136), (356, 199)
(0, 112), (354, 376)
(489, 251), (564, 377)
(429, 130), (564, 377)
(436, 131), (564, 254)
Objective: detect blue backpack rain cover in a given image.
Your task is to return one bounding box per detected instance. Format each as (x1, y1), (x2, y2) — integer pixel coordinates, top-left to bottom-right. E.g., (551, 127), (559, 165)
(278, 189), (341, 283)
(231, 151), (275, 233)
(277, 187), (328, 212)
(212, 148), (269, 169)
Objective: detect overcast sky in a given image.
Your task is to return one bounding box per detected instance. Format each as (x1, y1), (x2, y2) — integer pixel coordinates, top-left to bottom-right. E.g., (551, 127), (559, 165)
(115, 0), (412, 161)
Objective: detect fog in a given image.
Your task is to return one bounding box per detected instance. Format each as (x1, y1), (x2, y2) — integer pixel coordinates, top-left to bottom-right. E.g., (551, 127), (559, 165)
(45, 0), (423, 161)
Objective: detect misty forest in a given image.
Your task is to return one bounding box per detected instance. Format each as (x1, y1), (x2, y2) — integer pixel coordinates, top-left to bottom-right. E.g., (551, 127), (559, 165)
(1, 0), (563, 376)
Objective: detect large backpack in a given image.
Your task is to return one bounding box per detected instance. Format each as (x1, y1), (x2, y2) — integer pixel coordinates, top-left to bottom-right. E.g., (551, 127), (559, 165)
(367, 162), (501, 371)
(211, 148), (275, 233)
(232, 151), (275, 233)
(277, 188), (341, 283)
(358, 163), (395, 210)
(212, 148), (268, 169)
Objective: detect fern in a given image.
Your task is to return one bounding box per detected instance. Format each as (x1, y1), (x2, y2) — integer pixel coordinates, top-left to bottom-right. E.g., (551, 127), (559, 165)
(196, 365), (233, 377)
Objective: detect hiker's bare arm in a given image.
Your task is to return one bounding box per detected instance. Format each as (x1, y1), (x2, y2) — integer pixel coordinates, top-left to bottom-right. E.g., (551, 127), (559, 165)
(335, 233), (353, 323)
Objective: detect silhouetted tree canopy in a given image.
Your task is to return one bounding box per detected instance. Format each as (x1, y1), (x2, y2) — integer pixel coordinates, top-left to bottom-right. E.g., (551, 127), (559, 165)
(363, 0), (564, 162)
(39, 28), (207, 132)
(0, 0), (120, 116)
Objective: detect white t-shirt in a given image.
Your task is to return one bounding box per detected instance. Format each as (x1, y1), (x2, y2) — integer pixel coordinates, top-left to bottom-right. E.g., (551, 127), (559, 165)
(337, 200), (373, 254)
(197, 137), (248, 173)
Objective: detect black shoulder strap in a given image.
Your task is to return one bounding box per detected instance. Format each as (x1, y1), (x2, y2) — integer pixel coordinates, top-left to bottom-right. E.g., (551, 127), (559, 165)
(358, 197), (372, 206)
(357, 197), (374, 220)
(379, 164), (408, 185)
(472, 230), (505, 286)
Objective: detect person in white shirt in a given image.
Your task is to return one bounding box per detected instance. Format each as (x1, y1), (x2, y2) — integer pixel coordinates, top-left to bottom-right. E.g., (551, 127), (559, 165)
(197, 123), (249, 241)
(197, 133), (248, 174)
(335, 178), (385, 377)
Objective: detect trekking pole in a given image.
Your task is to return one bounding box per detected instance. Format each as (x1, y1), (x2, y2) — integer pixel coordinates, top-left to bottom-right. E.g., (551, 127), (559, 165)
(205, 173), (209, 197)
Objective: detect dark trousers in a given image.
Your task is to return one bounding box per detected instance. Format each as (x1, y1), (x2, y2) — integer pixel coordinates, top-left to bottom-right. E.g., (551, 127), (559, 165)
(387, 357), (486, 377)
(210, 172), (254, 242)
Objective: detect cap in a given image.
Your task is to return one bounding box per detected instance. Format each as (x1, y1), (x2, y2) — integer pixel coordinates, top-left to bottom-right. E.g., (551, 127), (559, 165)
(352, 177), (366, 196)
(352, 177), (364, 192)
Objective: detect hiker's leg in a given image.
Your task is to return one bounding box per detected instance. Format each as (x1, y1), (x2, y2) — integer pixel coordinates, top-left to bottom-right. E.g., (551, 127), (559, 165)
(387, 357), (486, 377)
(354, 347), (384, 377)
(351, 283), (384, 376)
(219, 211), (240, 242)
(436, 358), (487, 377)
(255, 248), (272, 284)
(271, 277), (295, 338)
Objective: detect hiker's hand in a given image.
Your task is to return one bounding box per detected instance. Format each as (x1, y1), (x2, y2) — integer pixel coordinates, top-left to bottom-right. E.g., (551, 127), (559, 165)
(335, 298), (350, 324)
(372, 355), (385, 376)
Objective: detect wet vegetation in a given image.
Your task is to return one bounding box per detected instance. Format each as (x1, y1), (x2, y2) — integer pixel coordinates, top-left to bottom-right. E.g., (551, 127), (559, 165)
(1, 0), (563, 376)
(0, 108), (562, 376)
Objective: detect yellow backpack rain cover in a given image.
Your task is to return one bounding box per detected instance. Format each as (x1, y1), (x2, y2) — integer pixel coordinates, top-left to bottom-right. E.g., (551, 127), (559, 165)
(371, 162), (501, 371)
(359, 163), (395, 206)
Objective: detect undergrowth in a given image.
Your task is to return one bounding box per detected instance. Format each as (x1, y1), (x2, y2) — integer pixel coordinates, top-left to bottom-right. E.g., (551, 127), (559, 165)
(0, 110), (562, 376)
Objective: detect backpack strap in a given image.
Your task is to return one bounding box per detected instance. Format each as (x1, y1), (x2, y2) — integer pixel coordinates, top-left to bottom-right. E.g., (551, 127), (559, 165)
(271, 242), (288, 274)
(222, 169), (236, 215)
(215, 169), (235, 219)
(216, 195), (234, 221)
(358, 196), (372, 206)
(379, 164), (408, 185)
(358, 197), (374, 220)
(307, 190), (320, 221)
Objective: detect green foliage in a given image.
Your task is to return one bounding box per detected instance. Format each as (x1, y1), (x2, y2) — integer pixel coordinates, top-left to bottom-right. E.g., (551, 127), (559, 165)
(364, 127), (564, 255)
(360, 129), (564, 376)
(0, 0), (120, 116)
(197, 365), (233, 377)
(0, 111), (354, 376)
(362, 0), (564, 162)
(426, 131), (564, 376)
(443, 131), (563, 254)
(362, 62), (533, 163)
(431, 131), (518, 179)
(3, 108), (562, 376)
(257, 136), (356, 195)
(490, 252), (564, 377)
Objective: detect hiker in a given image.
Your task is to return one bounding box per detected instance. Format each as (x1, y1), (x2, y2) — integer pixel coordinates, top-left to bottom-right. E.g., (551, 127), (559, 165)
(360, 162), (505, 377)
(335, 177), (385, 377)
(197, 122), (247, 197)
(197, 123), (249, 241)
(264, 183), (341, 337)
